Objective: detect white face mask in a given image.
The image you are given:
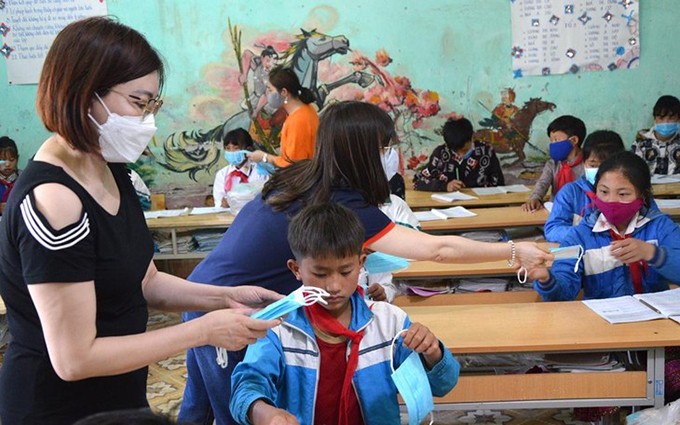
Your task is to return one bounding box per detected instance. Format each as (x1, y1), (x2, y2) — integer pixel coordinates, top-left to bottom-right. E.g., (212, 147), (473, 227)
(88, 93), (157, 163)
(381, 147), (399, 180)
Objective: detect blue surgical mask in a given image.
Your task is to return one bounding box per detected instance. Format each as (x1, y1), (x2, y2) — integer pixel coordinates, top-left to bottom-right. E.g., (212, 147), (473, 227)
(224, 150), (249, 166)
(256, 161), (276, 176)
(391, 330), (434, 425)
(549, 139), (573, 161)
(550, 245), (584, 273)
(267, 91), (284, 111)
(364, 252), (409, 274)
(655, 122), (679, 139)
(584, 167), (598, 186)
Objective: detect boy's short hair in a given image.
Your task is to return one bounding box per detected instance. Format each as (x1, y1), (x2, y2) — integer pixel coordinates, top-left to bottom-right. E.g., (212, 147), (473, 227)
(547, 115), (587, 147)
(223, 129), (254, 150)
(582, 130), (625, 162)
(0, 136), (18, 159)
(442, 118), (473, 151)
(288, 203), (364, 261)
(653, 95), (680, 118)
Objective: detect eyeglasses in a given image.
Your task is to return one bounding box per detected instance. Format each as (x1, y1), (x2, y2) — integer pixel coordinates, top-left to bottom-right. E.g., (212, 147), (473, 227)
(109, 89), (163, 119)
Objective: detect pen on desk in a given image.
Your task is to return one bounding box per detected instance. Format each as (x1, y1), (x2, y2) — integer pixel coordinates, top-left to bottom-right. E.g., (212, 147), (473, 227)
(455, 167), (460, 182)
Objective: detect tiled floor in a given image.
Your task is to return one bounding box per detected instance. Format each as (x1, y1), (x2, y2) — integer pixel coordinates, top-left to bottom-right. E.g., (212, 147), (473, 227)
(0, 311), (617, 424)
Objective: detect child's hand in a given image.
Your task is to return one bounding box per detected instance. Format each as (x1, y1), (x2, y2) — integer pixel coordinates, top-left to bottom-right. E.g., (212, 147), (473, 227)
(521, 199), (544, 212)
(526, 266), (550, 284)
(250, 400), (299, 425)
(610, 238), (656, 264)
(446, 180), (465, 192)
(367, 283), (387, 301)
(402, 322), (442, 368)
(221, 198), (229, 208)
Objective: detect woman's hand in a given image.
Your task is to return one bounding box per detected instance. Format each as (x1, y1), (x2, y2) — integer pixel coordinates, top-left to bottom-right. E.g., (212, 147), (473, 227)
(247, 150), (266, 163)
(402, 322), (442, 368)
(366, 283), (387, 301)
(610, 238), (656, 264)
(200, 310), (280, 351)
(224, 286), (284, 314)
(250, 400), (300, 425)
(515, 241), (553, 269)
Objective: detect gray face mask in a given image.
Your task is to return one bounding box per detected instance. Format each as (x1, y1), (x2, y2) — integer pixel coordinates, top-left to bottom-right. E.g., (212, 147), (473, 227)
(267, 91), (284, 111)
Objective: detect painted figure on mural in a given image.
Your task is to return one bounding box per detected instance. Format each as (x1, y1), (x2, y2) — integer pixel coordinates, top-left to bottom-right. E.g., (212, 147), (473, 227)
(479, 88), (519, 137)
(239, 45), (279, 118)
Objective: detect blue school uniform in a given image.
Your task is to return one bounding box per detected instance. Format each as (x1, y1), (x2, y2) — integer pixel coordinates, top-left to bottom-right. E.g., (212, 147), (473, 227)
(544, 176), (594, 242)
(535, 203), (680, 301)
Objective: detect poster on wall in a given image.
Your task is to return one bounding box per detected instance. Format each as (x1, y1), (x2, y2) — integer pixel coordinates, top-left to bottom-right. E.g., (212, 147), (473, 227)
(0, 0), (108, 84)
(510, 0), (639, 78)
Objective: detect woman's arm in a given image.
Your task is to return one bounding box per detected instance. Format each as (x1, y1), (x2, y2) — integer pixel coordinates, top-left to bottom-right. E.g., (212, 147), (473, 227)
(28, 280), (280, 381)
(368, 224), (551, 268)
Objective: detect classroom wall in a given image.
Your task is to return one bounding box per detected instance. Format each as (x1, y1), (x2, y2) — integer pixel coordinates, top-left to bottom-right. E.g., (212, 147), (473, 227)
(1, 0), (677, 203)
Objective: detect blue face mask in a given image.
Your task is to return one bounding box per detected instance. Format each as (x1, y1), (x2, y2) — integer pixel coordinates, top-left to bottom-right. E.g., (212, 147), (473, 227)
(550, 245), (584, 273)
(364, 252), (409, 274)
(391, 331), (434, 425)
(549, 139), (574, 161)
(224, 150), (249, 166)
(267, 91), (284, 111)
(655, 122), (679, 139)
(256, 161), (276, 176)
(584, 167), (598, 186)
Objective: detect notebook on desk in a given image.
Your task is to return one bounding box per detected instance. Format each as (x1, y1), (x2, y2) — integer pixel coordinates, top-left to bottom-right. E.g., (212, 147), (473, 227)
(583, 288), (680, 324)
(414, 206), (477, 221)
(471, 184), (531, 196)
(430, 191), (478, 202)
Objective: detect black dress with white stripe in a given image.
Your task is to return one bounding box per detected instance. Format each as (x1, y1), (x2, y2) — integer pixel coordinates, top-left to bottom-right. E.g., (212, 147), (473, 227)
(0, 160), (154, 425)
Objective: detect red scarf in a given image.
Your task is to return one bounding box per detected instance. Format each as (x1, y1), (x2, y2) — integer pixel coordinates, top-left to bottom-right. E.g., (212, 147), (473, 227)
(555, 152), (583, 195)
(0, 178), (15, 202)
(609, 230), (648, 294)
(224, 169), (249, 192)
(304, 302), (364, 425)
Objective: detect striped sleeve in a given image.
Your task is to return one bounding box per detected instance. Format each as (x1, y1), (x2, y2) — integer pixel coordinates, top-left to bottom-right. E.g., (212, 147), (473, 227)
(17, 194), (96, 284)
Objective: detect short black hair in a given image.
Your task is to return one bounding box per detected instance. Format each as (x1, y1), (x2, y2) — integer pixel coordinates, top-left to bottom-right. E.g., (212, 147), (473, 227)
(547, 115), (587, 147)
(442, 118), (473, 151)
(653, 95), (680, 118)
(288, 203), (364, 261)
(223, 128), (254, 150)
(72, 408), (179, 425)
(582, 130), (625, 162)
(0, 136), (18, 159)
(595, 151), (652, 207)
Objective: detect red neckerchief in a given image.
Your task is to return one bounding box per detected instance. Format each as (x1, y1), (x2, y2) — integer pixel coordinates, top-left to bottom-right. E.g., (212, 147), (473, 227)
(609, 229), (648, 294)
(0, 178), (15, 202)
(224, 168), (249, 192)
(580, 190), (597, 217)
(304, 302), (364, 425)
(555, 152), (583, 195)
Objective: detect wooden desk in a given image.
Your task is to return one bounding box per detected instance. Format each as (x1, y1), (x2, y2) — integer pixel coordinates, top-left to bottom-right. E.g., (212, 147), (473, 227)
(146, 213), (235, 259)
(653, 182), (680, 197)
(418, 205), (680, 234)
(406, 188), (533, 210)
(404, 301), (680, 409)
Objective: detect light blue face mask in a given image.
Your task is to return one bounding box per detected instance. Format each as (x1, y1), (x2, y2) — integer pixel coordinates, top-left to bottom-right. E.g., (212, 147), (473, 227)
(550, 245), (584, 273)
(216, 286), (329, 368)
(256, 161), (276, 176)
(364, 252), (409, 274)
(584, 167), (598, 186)
(390, 330), (434, 425)
(655, 122), (679, 138)
(224, 150), (249, 166)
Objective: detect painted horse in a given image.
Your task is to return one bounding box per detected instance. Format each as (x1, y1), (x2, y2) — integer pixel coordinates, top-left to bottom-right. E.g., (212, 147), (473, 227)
(474, 97), (556, 164)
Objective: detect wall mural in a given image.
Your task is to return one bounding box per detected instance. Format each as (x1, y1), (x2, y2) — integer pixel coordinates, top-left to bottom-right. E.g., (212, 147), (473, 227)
(142, 21), (557, 202)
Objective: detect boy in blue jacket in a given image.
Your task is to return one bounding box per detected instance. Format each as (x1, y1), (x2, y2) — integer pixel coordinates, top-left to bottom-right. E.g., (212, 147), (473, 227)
(230, 203), (459, 425)
(530, 151), (680, 301)
(544, 130), (625, 242)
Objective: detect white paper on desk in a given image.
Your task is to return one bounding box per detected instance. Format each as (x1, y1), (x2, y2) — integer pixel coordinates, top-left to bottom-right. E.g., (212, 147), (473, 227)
(471, 184), (530, 196)
(543, 201), (554, 213)
(430, 191), (478, 202)
(651, 174), (680, 184)
(414, 207), (477, 221)
(189, 206), (231, 215)
(655, 199), (680, 209)
(582, 296), (665, 324)
(634, 288), (680, 317)
(144, 208), (191, 219)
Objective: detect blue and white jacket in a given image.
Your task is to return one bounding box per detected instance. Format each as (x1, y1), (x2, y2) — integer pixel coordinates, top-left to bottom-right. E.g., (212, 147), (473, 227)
(544, 177), (594, 243)
(230, 292), (460, 425)
(535, 203), (680, 301)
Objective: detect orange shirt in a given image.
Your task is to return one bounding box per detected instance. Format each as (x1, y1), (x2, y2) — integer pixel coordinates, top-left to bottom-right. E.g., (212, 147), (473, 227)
(275, 103), (319, 167)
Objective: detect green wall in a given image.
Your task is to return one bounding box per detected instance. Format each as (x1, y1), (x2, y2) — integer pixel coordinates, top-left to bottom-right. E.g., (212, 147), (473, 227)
(1, 0), (677, 193)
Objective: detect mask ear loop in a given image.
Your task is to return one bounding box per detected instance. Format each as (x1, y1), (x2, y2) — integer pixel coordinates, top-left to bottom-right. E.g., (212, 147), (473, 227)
(517, 267), (528, 284)
(216, 286), (330, 368)
(573, 245), (584, 273)
(389, 329), (434, 425)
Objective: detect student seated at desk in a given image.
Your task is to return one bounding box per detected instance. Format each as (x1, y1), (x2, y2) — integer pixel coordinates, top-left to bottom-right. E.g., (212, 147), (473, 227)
(413, 117), (504, 192)
(230, 203), (459, 425)
(0, 136), (20, 215)
(544, 130), (625, 242)
(632, 95), (680, 175)
(213, 129), (269, 208)
(522, 115), (586, 212)
(530, 151), (680, 301)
